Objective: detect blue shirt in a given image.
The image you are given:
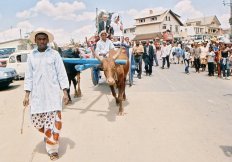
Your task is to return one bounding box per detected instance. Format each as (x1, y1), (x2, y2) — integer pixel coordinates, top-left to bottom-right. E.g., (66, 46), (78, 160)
(24, 47), (69, 114)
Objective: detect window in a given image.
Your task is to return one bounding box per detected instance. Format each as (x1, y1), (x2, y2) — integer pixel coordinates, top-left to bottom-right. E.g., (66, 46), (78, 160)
(130, 28), (135, 33)
(9, 56), (16, 63)
(139, 19), (145, 23)
(21, 54), (28, 62)
(16, 54), (28, 63)
(170, 25), (172, 32)
(169, 17), (171, 21)
(165, 16), (168, 21)
(163, 24), (166, 29)
(151, 16), (157, 21)
(124, 30), (127, 34)
(175, 25), (179, 33)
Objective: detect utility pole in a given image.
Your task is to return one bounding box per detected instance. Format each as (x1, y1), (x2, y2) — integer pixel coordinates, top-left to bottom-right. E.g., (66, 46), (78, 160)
(96, 8), (99, 34)
(223, 0), (232, 35)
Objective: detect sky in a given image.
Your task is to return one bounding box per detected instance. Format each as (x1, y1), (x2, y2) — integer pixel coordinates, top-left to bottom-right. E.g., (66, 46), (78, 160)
(0, 0), (230, 45)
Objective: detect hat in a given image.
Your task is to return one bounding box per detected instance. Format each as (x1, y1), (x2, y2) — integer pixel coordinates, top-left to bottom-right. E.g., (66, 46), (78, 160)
(210, 37), (217, 42)
(29, 30), (54, 44)
(163, 41), (167, 44)
(102, 14), (109, 18)
(99, 30), (108, 37)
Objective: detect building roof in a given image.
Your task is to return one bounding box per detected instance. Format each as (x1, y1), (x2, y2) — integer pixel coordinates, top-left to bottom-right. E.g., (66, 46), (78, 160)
(135, 9), (183, 26)
(135, 10), (166, 20)
(0, 39), (27, 45)
(186, 15), (221, 26)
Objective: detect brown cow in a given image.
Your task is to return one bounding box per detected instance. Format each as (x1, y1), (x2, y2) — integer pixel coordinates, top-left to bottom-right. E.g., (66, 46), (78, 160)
(95, 48), (129, 115)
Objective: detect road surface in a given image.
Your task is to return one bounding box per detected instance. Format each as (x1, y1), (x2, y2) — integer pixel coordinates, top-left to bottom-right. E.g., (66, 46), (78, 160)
(0, 62), (232, 162)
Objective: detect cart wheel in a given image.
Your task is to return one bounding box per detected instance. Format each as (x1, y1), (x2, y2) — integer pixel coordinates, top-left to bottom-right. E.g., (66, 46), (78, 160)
(91, 67), (99, 86)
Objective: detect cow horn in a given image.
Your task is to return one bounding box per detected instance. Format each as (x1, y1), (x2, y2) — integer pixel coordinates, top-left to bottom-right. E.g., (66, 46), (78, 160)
(113, 48), (122, 60)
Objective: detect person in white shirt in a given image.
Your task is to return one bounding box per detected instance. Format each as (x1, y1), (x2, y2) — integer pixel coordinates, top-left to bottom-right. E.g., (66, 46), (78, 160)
(110, 13), (123, 40)
(184, 48), (191, 74)
(160, 41), (171, 69)
(200, 42), (208, 71)
(95, 30), (115, 58)
(169, 43), (176, 64)
(23, 30), (69, 161)
(207, 47), (215, 76)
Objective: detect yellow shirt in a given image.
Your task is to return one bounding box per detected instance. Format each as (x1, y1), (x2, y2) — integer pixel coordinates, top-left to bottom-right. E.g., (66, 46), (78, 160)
(132, 45), (144, 55)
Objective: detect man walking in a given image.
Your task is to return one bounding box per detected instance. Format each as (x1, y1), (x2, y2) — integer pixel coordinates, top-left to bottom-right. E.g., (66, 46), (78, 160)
(23, 30), (69, 161)
(143, 41), (154, 76)
(193, 43), (201, 73)
(132, 41), (144, 79)
(160, 41), (171, 69)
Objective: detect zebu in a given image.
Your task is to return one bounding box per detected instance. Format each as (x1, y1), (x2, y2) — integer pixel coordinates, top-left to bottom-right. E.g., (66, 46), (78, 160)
(95, 48), (129, 115)
(62, 48), (82, 102)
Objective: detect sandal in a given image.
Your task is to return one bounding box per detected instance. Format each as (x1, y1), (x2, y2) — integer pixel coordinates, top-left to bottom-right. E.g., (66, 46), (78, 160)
(49, 152), (59, 161)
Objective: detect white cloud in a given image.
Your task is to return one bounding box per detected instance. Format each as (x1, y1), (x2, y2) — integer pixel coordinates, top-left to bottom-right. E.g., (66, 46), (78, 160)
(16, 0), (95, 21)
(16, 20), (34, 30)
(31, 24), (95, 45)
(0, 28), (22, 42)
(174, 0), (203, 19)
(16, 10), (36, 19)
(0, 20), (34, 42)
(219, 14), (230, 28)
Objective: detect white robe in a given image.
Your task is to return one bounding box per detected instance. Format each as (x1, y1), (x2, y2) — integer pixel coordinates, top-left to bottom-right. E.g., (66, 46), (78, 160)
(24, 47), (69, 114)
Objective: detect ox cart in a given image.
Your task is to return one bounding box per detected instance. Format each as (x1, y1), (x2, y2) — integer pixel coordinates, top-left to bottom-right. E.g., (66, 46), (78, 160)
(63, 48), (135, 86)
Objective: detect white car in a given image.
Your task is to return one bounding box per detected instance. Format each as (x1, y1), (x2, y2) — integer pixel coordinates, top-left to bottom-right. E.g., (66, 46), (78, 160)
(6, 50), (31, 79)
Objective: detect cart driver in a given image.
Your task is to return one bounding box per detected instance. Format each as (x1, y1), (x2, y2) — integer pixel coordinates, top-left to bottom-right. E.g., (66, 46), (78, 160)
(95, 30), (115, 59)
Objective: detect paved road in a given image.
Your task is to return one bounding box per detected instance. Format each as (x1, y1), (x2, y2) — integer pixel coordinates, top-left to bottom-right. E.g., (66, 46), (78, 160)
(0, 62), (232, 162)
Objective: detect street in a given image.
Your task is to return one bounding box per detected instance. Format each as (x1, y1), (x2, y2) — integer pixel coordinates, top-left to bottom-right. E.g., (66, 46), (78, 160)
(0, 63), (232, 162)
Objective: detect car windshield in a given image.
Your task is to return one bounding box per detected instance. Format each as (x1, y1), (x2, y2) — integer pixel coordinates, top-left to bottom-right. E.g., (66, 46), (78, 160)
(0, 48), (16, 58)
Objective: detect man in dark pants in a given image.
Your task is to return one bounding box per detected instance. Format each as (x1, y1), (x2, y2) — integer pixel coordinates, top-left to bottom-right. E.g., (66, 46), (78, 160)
(143, 41), (154, 76)
(166, 42), (171, 68)
(132, 41), (144, 79)
(193, 43), (201, 73)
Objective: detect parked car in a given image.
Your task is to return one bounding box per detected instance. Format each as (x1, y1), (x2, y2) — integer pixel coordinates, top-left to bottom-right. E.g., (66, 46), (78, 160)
(6, 50), (31, 79)
(0, 48), (16, 67)
(0, 58), (7, 67)
(0, 67), (17, 88)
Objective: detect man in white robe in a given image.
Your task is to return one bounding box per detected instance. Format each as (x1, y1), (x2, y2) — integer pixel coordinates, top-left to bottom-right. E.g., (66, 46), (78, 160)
(23, 30), (69, 161)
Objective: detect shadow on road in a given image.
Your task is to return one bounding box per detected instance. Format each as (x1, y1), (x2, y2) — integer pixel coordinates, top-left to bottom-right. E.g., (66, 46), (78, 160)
(32, 137), (75, 159)
(98, 95), (130, 122)
(220, 145), (232, 157)
(223, 94), (232, 96)
(0, 84), (20, 91)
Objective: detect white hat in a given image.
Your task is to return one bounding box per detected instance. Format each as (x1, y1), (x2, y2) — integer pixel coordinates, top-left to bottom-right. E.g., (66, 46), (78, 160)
(99, 30), (108, 37)
(29, 30), (54, 44)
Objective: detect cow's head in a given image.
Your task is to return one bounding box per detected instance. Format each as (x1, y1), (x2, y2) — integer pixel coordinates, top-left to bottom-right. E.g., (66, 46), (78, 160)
(96, 49), (122, 86)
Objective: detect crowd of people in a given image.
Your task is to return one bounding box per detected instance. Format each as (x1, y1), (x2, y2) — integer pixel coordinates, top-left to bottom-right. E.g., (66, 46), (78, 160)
(120, 38), (232, 80)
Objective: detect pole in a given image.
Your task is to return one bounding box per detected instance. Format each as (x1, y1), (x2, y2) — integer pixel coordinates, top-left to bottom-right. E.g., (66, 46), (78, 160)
(96, 8), (99, 33)
(230, 0), (232, 34)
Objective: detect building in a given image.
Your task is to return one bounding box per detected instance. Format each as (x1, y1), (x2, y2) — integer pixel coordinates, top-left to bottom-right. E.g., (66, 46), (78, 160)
(133, 9), (183, 41)
(181, 16), (222, 37)
(0, 39), (31, 51)
(123, 27), (136, 40)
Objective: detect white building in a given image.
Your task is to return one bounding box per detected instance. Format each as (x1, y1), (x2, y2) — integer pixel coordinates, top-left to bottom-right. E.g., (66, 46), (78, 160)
(0, 39), (31, 51)
(180, 16), (222, 37)
(123, 27), (136, 40)
(133, 9), (183, 41)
